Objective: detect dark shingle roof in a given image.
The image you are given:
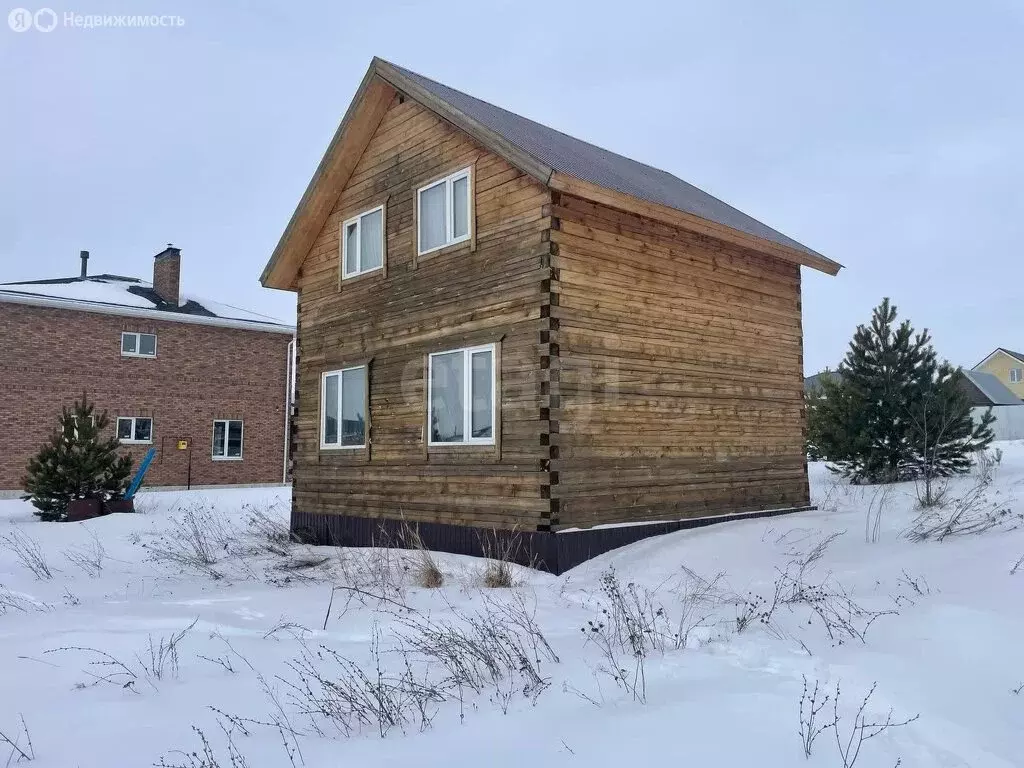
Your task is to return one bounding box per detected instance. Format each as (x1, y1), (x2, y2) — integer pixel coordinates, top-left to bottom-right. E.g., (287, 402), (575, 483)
(386, 62), (822, 259)
(999, 348), (1024, 364)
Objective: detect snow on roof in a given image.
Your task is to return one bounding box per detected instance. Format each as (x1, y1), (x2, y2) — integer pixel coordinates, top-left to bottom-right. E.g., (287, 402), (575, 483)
(0, 274), (292, 332)
(0, 276), (156, 308)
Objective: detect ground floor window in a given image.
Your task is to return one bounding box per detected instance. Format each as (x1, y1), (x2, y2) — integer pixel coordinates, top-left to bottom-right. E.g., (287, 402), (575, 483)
(212, 419), (244, 460)
(117, 416), (152, 444)
(428, 344), (495, 445)
(321, 365), (367, 449)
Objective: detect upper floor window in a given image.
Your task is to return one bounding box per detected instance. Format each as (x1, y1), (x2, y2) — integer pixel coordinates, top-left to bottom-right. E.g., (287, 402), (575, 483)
(341, 205), (384, 279)
(122, 332), (157, 358)
(117, 416), (152, 444)
(428, 344), (495, 445)
(321, 366), (367, 449)
(1011, 368), (1022, 384)
(418, 167), (471, 255)
(212, 419), (244, 460)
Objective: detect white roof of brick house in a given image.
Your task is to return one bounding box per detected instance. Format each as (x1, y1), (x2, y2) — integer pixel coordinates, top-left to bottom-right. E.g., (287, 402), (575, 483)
(0, 274), (294, 334)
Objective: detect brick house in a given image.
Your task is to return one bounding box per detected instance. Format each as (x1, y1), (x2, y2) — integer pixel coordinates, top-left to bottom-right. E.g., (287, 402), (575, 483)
(0, 246), (295, 494)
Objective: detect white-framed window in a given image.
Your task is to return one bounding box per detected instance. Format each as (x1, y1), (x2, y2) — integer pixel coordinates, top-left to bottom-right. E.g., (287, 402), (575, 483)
(117, 416), (152, 444)
(212, 419), (244, 460)
(417, 167), (471, 255)
(1011, 368), (1022, 384)
(428, 344), (495, 446)
(121, 332), (157, 358)
(321, 366), (368, 449)
(70, 414), (96, 440)
(341, 205), (385, 279)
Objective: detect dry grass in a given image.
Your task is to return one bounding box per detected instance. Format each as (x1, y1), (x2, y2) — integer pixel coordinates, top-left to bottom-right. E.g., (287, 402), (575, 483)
(481, 560), (514, 589)
(478, 528), (524, 588)
(399, 523), (444, 589)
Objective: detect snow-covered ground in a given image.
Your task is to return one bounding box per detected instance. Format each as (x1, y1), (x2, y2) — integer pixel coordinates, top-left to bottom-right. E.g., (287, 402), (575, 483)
(1, 447), (1023, 767)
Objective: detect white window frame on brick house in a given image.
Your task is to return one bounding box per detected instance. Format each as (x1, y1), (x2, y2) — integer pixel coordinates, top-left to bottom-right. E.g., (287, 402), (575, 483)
(121, 332), (157, 358)
(117, 416), (153, 444)
(71, 414), (96, 439)
(320, 365), (368, 450)
(212, 419), (244, 460)
(427, 343), (496, 446)
(341, 204), (385, 280)
(1011, 368), (1022, 384)
(417, 167), (472, 256)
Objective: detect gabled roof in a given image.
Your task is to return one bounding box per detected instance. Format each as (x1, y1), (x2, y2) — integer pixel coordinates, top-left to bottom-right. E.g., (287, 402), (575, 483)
(0, 274), (293, 334)
(961, 370), (1023, 406)
(972, 347), (1024, 370)
(261, 57), (841, 290)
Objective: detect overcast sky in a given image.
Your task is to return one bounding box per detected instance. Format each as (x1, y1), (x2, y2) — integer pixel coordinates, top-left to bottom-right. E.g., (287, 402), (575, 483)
(1, 1), (1021, 373)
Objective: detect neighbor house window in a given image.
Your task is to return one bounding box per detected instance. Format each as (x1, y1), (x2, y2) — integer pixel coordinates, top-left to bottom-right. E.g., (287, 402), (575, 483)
(341, 205), (384, 279)
(428, 344), (495, 445)
(212, 420), (243, 460)
(121, 332), (157, 357)
(71, 414), (96, 439)
(117, 416), (152, 444)
(1011, 368), (1022, 384)
(321, 366), (367, 449)
(417, 167), (471, 255)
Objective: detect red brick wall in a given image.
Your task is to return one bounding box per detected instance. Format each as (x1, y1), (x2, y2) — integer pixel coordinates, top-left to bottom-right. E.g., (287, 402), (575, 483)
(0, 302), (293, 490)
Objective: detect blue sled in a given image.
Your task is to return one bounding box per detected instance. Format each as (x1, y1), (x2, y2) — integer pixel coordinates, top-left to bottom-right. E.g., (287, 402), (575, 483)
(124, 447), (157, 501)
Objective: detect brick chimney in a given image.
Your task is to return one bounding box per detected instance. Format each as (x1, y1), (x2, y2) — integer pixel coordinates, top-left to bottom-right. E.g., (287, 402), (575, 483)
(80, 250), (89, 278)
(153, 244), (181, 306)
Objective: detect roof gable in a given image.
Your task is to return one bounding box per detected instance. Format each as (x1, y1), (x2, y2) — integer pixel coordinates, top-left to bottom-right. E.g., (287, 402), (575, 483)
(261, 58), (841, 290)
(973, 347), (1024, 370)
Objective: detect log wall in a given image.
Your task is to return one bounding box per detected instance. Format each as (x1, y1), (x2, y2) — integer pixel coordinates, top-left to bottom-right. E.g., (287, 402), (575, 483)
(293, 95), (553, 530)
(547, 193), (810, 528)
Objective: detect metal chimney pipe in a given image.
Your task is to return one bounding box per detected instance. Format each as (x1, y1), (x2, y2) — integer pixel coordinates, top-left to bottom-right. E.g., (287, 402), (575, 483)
(80, 250), (89, 278)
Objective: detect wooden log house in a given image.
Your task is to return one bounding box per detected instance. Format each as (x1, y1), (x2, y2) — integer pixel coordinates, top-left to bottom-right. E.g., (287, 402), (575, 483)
(260, 58), (841, 568)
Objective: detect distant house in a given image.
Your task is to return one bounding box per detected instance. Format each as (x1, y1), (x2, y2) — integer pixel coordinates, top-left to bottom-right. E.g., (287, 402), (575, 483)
(962, 370), (1024, 441)
(972, 348), (1024, 401)
(260, 56), (841, 554)
(0, 247), (295, 494)
(803, 367), (1024, 441)
(804, 369), (839, 398)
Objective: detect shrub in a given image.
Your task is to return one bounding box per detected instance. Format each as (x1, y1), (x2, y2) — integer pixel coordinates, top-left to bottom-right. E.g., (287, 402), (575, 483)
(22, 395), (133, 521)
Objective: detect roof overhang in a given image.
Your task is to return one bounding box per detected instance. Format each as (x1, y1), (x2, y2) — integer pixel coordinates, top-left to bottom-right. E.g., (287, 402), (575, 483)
(260, 58), (841, 290)
(0, 291), (295, 335)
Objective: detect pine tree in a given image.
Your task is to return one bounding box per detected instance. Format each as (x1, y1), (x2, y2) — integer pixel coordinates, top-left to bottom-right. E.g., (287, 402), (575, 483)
(22, 395), (134, 521)
(810, 298), (994, 483)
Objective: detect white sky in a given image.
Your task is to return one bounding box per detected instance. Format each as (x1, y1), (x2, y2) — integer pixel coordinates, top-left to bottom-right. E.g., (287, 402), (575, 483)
(2, 0), (1021, 372)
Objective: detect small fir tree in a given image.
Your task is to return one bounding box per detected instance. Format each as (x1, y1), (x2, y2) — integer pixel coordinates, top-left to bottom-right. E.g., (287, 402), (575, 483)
(22, 395), (134, 521)
(809, 298), (994, 483)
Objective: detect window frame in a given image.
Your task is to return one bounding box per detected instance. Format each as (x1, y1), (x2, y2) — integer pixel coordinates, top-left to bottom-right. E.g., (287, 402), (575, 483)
(416, 166), (472, 256)
(340, 204), (385, 280)
(320, 365), (369, 451)
(71, 414), (96, 440)
(1011, 368), (1022, 384)
(426, 343), (496, 447)
(116, 416), (153, 445)
(121, 331), (157, 358)
(212, 419), (244, 461)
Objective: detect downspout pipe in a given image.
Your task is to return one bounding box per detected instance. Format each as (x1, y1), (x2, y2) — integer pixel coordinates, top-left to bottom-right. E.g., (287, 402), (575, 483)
(283, 336), (296, 484)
